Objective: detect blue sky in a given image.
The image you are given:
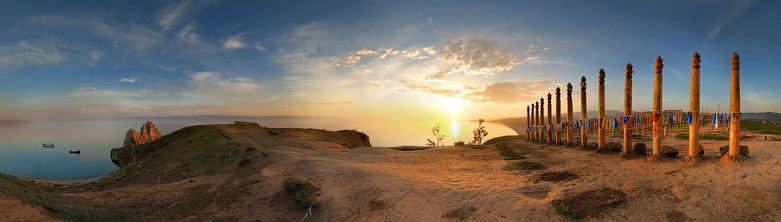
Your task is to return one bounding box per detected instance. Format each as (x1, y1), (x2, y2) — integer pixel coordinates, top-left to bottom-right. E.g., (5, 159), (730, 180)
(0, 0), (778, 121)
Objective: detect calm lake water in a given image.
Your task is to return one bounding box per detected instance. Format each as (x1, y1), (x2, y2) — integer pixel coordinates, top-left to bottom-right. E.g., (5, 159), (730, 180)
(0, 117), (516, 180)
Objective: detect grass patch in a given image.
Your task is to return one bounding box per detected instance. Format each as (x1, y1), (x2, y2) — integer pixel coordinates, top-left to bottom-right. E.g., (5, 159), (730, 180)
(742, 120), (781, 135)
(514, 161), (544, 170)
(284, 177), (320, 209)
(675, 133), (729, 140)
(483, 135), (523, 146)
(537, 171), (578, 182)
(238, 158), (251, 167)
(552, 188), (626, 221)
(553, 201), (583, 221)
(246, 147), (257, 152)
(392, 146), (430, 151)
(497, 144), (525, 160)
(0, 173), (131, 221)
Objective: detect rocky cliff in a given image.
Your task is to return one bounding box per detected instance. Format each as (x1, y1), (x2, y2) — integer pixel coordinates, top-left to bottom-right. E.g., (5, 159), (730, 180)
(123, 121), (163, 146)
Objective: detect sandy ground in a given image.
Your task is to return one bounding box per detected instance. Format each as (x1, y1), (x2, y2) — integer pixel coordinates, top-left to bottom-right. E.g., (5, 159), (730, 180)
(0, 193), (61, 221)
(24, 123), (781, 221)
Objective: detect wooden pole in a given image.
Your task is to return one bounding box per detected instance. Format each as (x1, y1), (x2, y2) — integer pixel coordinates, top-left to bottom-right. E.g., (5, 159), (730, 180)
(684, 53), (701, 162)
(620, 63), (634, 158)
(547, 93), (553, 143)
(647, 56), (664, 161)
(567, 83), (574, 145)
(556, 87), (562, 144)
(532, 102), (540, 141)
(540, 97), (545, 142)
(580, 76), (588, 148)
(597, 69), (607, 150)
(527, 105), (531, 141)
(724, 53), (741, 162)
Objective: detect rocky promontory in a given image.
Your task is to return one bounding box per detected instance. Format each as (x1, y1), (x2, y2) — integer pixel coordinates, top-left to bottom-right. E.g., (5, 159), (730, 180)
(123, 121), (163, 146)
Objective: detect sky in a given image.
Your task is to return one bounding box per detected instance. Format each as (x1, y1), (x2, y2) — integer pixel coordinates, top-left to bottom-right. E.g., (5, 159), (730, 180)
(0, 0), (779, 122)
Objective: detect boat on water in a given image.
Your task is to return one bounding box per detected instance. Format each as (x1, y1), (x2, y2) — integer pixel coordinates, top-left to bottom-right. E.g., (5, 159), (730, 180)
(42, 143), (54, 148)
(69, 150), (80, 154)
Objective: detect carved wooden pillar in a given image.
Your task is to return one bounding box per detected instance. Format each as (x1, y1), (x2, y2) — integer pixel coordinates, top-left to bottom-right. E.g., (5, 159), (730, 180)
(534, 102), (539, 141)
(597, 69), (607, 150)
(547, 93), (553, 143)
(556, 87), (562, 144)
(684, 53), (702, 162)
(526, 105), (531, 141)
(580, 76), (588, 147)
(648, 56), (664, 161)
(620, 63), (634, 158)
(724, 53), (742, 162)
(567, 83), (574, 145)
(540, 97), (545, 142)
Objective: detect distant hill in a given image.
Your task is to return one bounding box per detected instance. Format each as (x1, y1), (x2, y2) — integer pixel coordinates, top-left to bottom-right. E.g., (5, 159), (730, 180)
(0, 119), (31, 126)
(742, 112), (781, 120)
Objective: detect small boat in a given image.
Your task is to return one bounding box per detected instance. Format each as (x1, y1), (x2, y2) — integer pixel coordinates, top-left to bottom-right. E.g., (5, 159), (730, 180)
(42, 143), (54, 148)
(69, 150), (80, 154)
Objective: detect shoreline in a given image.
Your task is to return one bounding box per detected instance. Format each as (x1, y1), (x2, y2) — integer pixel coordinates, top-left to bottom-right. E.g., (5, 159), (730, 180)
(15, 175), (97, 185)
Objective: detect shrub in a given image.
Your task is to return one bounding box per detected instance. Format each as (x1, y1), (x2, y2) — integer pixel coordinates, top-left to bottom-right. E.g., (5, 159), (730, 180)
(284, 177), (320, 208)
(246, 147), (257, 152)
(553, 201), (583, 220)
(514, 161), (544, 170)
(238, 158), (251, 167)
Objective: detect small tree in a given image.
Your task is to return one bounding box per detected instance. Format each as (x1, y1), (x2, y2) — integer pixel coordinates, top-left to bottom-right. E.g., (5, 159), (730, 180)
(426, 123), (446, 146)
(469, 119), (488, 145)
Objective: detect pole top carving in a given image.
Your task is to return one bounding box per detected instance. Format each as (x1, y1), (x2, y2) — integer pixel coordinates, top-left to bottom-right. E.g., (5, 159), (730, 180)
(692, 52), (701, 69)
(655, 56), (664, 75)
(548, 93), (552, 100)
(556, 87), (561, 94)
(625, 63), (633, 79)
(580, 76), (587, 90)
(599, 69), (606, 80)
(731, 53), (740, 71)
(527, 105), (530, 110)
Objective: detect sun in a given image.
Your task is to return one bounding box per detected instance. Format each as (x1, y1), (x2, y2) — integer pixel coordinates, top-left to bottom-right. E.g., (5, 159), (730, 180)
(437, 96), (467, 120)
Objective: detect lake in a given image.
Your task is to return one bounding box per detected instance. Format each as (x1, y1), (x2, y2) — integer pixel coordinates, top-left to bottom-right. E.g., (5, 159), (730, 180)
(0, 117), (517, 180)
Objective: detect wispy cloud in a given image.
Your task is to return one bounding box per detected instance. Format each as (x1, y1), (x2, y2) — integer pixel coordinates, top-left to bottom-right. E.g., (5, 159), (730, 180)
(158, 0), (194, 31)
(0, 41), (63, 70)
(707, 0), (754, 40)
(223, 35), (246, 49)
(254, 41), (268, 52)
(28, 15), (163, 52)
(184, 72), (261, 99)
(119, 77), (138, 83)
(466, 80), (560, 103)
(68, 87), (154, 98)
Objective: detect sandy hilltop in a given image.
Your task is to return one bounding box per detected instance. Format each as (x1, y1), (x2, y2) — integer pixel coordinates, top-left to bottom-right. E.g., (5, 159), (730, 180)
(1, 120), (781, 221)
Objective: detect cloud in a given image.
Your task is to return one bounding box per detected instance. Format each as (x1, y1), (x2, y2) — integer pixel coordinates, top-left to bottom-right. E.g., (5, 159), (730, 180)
(707, 0), (753, 39)
(68, 87), (153, 98)
(223, 35), (246, 49)
(29, 15), (163, 52)
(185, 72), (261, 98)
(332, 47), (435, 67)
(158, 0), (193, 31)
(428, 39), (520, 79)
(119, 77), (138, 83)
(0, 41), (63, 70)
(254, 41), (268, 52)
(466, 80), (561, 103)
(400, 79), (462, 96)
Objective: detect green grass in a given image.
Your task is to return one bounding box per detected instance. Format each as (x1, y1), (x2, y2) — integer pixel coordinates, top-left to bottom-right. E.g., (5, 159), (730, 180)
(552, 200), (582, 221)
(238, 158), (251, 167)
(284, 177), (320, 209)
(742, 120), (781, 135)
(514, 161), (544, 170)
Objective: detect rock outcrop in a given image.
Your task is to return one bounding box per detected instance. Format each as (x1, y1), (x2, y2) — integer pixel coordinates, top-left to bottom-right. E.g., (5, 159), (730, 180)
(123, 121), (163, 146)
